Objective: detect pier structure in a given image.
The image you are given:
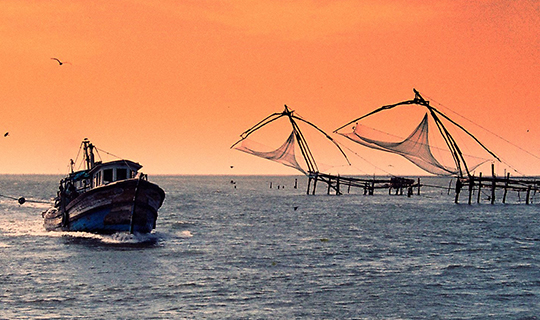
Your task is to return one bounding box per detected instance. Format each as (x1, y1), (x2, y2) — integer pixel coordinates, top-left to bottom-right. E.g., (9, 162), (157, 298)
(455, 164), (539, 204)
(306, 171), (420, 196)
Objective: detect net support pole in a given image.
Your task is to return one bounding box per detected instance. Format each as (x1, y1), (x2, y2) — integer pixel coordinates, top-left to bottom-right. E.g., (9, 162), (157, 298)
(455, 178), (462, 204)
(491, 163), (496, 204)
(502, 173), (510, 204)
(312, 172), (318, 195)
(477, 172), (483, 203)
(468, 175), (474, 205)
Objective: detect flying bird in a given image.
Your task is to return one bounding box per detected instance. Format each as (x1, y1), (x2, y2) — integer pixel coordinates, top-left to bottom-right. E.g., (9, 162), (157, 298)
(4, 132), (8, 137)
(51, 58), (71, 65)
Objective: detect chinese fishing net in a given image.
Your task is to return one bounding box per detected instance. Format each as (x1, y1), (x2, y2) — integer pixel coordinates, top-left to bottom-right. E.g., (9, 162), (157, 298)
(339, 113), (473, 176)
(234, 131), (307, 175)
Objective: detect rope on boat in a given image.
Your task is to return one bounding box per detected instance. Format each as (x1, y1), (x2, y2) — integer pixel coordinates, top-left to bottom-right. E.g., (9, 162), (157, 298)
(0, 193), (50, 205)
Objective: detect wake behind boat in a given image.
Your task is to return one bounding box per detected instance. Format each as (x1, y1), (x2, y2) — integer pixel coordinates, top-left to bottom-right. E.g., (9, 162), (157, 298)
(42, 138), (165, 234)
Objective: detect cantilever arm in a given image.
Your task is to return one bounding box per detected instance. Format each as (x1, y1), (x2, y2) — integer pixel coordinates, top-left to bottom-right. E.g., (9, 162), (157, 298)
(230, 112), (285, 149)
(333, 100), (418, 133)
(291, 115), (351, 165)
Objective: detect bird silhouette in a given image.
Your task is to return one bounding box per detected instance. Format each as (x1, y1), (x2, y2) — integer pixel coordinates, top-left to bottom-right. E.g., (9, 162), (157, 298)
(4, 132), (8, 137)
(51, 58), (70, 65)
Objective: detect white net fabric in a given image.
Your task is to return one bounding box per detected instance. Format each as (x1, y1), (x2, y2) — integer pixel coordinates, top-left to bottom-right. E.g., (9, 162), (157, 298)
(340, 113), (459, 175)
(234, 131), (307, 174)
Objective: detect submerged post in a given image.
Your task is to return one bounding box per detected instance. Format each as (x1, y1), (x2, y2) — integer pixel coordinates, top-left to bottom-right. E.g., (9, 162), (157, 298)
(312, 172), (318, 195)
(477, 172), (482, 203)
(455, 178), (462, 204)
(502, 173), (510, 204)
(491, 164), (496, 204)
(468, 175), (474, 205)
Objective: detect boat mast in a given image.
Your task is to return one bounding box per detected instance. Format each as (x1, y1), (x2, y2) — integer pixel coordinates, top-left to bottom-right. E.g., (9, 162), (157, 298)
(82, 138), (95, 170)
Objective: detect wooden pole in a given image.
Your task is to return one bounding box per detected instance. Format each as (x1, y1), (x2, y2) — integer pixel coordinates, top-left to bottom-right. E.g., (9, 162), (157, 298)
(312, 172), (318, 195)
(526, 185), (531, 204)
(417, 178), (421, 195)
(468, 175), (474, 205)
(336, 175), (340, 195)
(491, 164), (496, 204)
(455, 178), (462, 204)
(502, 173), (510, 204)
(327, 177), (332, 195)
(477, 172), (482, 203)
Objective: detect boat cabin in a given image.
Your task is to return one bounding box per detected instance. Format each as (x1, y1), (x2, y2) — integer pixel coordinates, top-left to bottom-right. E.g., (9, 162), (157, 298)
(89, 160), (142, 188)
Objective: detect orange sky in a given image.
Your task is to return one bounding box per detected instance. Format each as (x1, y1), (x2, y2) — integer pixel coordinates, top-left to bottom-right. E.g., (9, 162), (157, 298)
(0, 0), (538, 176)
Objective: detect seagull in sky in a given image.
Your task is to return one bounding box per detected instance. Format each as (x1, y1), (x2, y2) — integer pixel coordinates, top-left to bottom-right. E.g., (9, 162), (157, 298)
(51, 58), (71, 65)
(4, 132), (8, 137)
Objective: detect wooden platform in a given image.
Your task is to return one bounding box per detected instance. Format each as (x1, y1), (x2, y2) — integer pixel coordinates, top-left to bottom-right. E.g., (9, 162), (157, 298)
(455, 164), (540, 204)
(306, 171), (421, 196)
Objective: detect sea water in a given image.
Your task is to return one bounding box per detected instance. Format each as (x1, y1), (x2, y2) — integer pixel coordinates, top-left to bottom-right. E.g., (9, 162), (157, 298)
(0, 175), (539, 319)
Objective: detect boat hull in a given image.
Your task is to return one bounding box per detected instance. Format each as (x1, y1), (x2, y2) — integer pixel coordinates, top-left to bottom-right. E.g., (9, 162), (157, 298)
(43, 179), (165, 234)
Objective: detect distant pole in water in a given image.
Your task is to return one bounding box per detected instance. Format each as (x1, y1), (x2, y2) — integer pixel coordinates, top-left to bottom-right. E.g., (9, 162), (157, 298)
(294, 178), (298, 189)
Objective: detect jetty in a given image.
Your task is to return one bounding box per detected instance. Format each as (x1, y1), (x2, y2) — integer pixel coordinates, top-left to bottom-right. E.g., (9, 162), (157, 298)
(306, 172), (420, 196)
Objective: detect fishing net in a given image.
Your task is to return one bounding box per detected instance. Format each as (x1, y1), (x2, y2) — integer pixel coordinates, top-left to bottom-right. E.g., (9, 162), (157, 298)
(339, 113), (459, 175)
(234, 131), (307, 174)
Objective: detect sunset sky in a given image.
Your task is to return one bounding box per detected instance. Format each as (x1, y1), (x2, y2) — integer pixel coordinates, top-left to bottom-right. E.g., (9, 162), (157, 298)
(0, 0), (538, 176)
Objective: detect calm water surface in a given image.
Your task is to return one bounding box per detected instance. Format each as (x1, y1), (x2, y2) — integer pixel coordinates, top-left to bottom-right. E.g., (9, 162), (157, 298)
(0, 175), (539, 319)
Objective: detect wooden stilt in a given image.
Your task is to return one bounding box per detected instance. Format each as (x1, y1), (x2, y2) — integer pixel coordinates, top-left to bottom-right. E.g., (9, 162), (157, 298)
(477, 172), (482, 203)
(327, 177), (332, 195)
(491, 164), (496, 204)
(502, 173), (510, 204)
(336, 175), (340, 195)
(417, 178), (421, 195)
(468, 175), (474, 205)
(455, 178), (462, 204)
(526, 185), (531, 204)
(312, 173), (318, 195)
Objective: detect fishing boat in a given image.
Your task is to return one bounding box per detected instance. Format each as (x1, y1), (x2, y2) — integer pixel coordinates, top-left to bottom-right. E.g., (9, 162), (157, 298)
(42, 138), (165, 234)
